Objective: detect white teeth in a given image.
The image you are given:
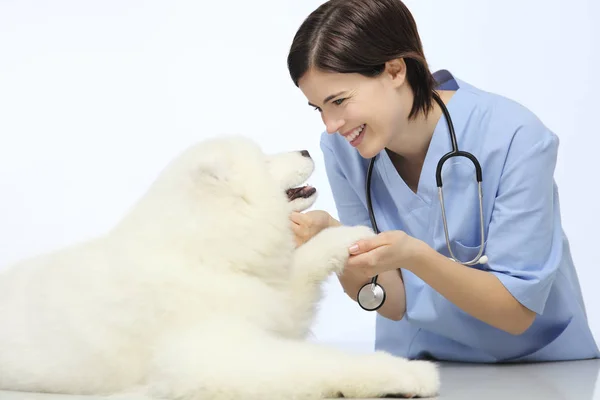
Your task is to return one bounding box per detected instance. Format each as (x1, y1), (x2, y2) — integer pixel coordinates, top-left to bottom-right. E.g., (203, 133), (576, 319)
(345, 124), (365, 142)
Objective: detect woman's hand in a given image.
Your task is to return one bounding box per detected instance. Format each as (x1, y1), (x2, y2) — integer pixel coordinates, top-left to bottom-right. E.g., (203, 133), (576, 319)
(290, 210), (338, 247)
(346, 230), (425, 277)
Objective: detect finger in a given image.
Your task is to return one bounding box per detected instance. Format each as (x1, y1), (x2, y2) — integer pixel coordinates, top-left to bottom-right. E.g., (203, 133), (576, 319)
(290, 222), (304, 235)
(289, 211), (305, 225)
(346, 252), (379, 278)
(348, 233), (390, 255)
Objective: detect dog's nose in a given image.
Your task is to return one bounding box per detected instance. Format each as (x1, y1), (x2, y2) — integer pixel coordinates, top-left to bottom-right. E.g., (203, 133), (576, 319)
(300, 150), (311, 158)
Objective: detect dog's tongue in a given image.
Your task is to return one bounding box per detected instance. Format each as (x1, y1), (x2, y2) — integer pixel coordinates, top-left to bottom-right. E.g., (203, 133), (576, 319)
(286, 185), (316, 201)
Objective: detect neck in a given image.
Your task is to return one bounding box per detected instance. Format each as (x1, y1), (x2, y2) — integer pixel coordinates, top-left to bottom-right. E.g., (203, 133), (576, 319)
(386, 90), (454, 163)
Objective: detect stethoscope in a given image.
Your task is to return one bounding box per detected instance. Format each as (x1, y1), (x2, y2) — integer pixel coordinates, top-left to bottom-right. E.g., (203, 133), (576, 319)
(356, 91), (488, 312)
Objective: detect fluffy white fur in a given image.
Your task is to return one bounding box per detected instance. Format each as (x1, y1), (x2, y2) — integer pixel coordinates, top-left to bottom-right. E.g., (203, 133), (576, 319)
(0, 136), (440, 399)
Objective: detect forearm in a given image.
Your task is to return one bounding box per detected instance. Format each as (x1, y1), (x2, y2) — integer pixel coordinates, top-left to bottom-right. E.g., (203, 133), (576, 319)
(338, 268), (406, 320)
(328, 216), (406, 321)
(408, 242), (536, 335)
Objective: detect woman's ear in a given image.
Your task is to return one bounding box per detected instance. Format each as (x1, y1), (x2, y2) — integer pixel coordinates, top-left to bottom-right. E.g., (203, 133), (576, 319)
(384, 58), (407, 88)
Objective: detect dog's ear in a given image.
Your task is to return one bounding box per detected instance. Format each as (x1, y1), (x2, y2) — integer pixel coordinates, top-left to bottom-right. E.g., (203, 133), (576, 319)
(195, 156), (231, 185)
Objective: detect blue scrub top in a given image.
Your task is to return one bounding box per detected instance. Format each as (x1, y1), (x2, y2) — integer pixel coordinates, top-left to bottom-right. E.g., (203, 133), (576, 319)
(320, 70), (599, 363)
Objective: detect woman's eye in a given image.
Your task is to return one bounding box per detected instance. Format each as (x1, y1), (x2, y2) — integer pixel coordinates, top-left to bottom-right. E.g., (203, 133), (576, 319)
(312, 98), (345, 112)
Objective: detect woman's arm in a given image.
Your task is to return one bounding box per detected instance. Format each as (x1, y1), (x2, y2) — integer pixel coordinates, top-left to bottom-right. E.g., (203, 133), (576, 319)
(407, 242), (536, 335)
(347, 131), (562, 336)
(338, 268), (407, 321)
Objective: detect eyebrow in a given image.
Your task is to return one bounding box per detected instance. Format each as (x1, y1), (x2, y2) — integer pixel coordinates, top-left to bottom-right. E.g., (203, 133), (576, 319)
(308, 91), (346, 108)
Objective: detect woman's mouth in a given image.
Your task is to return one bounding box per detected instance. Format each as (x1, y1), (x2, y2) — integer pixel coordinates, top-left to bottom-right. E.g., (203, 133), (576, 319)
(344, 124), (366, 147)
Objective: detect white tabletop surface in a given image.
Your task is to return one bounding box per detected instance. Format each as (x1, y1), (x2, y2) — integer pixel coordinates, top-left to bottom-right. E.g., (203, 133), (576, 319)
(0, 359), (598, 399)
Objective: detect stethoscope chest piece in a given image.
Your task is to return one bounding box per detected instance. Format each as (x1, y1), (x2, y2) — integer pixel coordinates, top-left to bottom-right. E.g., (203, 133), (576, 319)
(357, 281), (386, 311)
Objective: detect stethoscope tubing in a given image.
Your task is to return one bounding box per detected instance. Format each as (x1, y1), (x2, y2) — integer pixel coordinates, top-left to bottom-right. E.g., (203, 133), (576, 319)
(358, 91), (487, 311)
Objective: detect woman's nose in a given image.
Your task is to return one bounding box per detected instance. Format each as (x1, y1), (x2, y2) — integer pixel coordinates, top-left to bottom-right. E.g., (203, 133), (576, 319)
(324, 117), (344, 134)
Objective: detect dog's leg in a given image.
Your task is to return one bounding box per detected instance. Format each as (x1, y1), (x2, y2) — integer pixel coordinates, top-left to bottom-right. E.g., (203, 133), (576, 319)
(140, 324), (439, 400)
(286, 225), (375, 337)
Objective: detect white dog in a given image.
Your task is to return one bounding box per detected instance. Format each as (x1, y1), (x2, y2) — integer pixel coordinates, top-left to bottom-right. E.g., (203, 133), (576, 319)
(0, 136), (439, 399)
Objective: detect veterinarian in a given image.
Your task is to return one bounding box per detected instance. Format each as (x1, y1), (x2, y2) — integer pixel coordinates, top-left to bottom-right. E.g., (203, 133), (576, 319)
(286, 0), (599, 363)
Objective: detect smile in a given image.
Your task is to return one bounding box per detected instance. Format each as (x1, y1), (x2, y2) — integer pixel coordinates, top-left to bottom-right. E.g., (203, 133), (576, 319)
(342, 124), (366, 147)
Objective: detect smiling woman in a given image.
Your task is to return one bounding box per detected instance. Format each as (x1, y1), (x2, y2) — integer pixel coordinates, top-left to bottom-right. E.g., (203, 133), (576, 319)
(294, 64), (445, 162)
(285, 0), (599, 364)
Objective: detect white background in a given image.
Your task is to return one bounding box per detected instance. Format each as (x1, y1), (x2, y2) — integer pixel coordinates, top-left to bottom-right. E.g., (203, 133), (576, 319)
(0, 0), (598, 354)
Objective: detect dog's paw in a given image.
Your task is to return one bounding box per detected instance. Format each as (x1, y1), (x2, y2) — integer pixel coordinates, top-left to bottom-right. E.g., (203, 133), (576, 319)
(339, 352), (440, 399)
(330, 224), (377, 249)
(293, 225), (375, 282)
(381, 356), (439, 399)
(320, 224), (376, 251)
(378, 359), (440, 398)
(312, 225), (375, 274)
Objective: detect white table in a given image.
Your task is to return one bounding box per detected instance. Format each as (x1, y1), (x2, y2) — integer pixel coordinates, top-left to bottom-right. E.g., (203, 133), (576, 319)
(0, 359), (598, 399)
(434, 358), (599, 399)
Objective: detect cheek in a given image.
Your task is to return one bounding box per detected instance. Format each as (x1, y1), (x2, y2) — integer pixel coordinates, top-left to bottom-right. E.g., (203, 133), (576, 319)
(362, 100), (392, 135)
(344, 102), (362, 122)
(380, 96), (406, 130)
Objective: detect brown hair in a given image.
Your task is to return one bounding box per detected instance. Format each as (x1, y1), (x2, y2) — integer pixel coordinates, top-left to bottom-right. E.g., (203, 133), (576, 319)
(287, 0), (436, 119)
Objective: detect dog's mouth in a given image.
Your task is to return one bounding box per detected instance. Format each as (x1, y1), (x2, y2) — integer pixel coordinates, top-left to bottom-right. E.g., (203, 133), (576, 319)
(286, 185), (316, 201)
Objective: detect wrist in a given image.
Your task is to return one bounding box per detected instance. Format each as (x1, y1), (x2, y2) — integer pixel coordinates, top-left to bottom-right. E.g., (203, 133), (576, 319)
(405, 238), (431, 271)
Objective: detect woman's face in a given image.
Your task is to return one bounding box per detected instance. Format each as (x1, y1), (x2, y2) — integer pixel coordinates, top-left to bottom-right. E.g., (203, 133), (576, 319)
(298, 61), (412, 159)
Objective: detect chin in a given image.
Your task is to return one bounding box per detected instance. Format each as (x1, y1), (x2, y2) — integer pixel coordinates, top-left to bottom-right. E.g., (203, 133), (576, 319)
(356, 140), (384, 160)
